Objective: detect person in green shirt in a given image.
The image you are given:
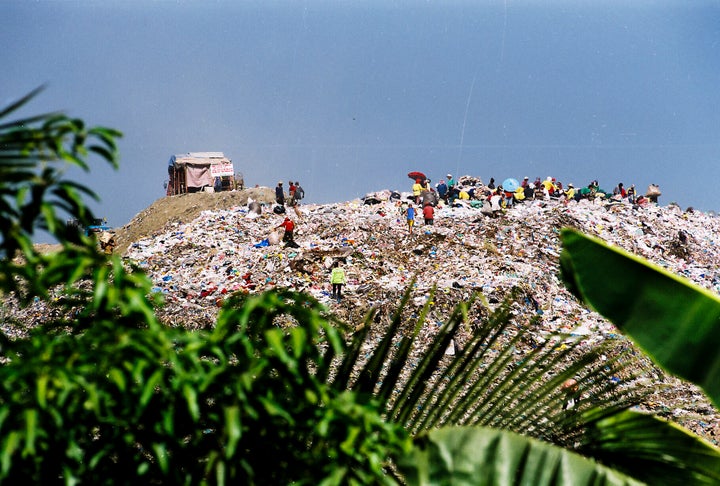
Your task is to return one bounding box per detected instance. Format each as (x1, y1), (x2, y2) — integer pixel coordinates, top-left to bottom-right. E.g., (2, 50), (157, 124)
(446, 174), (456, 192)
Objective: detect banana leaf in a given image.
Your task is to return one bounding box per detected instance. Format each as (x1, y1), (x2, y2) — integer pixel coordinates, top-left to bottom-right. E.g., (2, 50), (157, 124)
(581, 409), (720, 485)
(398, 425), (644, 486)
(559, 228), (720, 409)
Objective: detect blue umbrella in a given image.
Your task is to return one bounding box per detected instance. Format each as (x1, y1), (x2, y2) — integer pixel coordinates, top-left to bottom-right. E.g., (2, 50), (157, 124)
(502, 178), (520, 192)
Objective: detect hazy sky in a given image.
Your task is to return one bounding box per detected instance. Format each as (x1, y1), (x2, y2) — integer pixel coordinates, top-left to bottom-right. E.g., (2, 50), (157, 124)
(3, 0), (720, 230)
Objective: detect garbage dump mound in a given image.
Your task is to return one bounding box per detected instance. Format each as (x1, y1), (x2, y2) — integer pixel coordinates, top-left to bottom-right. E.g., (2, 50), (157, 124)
(5, 187), (720, 445)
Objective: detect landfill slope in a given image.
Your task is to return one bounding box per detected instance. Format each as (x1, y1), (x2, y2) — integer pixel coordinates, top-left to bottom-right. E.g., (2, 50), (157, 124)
(123, 196), (720, 324)
(5, 191), (720, 445)
(120, 194), (720, 444)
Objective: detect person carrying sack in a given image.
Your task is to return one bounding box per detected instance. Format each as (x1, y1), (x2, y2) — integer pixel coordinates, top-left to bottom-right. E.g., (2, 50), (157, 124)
(646, 184), (661, 203)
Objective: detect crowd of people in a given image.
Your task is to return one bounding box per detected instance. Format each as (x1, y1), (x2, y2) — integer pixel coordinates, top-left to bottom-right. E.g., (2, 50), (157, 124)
(271, 180), (308, 246)
(274, 180), (305, 208)
(269, 172), (662, 297)
(407, 174), (660, 219)
(398, 173), (663, 234)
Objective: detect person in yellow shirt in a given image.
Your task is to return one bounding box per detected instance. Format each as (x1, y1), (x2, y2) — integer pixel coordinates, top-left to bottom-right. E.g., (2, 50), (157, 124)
(412, 179), (423, 204)
(565, 183), (576, 201)
(330, 261), (347, 302)
(541, 177), (556, 198)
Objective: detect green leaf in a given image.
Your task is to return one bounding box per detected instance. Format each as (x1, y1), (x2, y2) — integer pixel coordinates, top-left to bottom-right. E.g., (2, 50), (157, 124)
(0, 85), (45, 119)
(398, 425), (644, 486)
(1, 432), (21, 476)
(224, 406), (241, 457)
(559, 228), (720, 408)
(139, 370), (164, 408)
(152, 442), (169, 474)
(183, 384), (200, 422)
(257, 396), (295, 424)
(582, 410), (720, 485)
(36, 374), (48, 409)
(108, 368), (126, 392)
(22, 409), (38, 456)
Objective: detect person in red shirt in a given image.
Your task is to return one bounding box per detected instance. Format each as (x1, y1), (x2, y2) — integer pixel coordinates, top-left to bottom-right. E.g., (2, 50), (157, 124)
(288, 181), (297, 206)
(276, 217), (296, 246)
(423, 203), (434, 225)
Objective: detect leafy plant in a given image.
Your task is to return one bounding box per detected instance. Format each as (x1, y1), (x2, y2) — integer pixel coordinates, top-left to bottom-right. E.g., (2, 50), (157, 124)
(559, 228), (720, 484)
(0, 290), (410, 484)
(400, 426), (644, 486)
(560, 228), (720, 408)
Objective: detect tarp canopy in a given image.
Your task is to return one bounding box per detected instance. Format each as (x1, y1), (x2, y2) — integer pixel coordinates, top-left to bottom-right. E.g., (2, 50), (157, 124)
(169, 152), (231, 167)
(168, 152), (234, 192)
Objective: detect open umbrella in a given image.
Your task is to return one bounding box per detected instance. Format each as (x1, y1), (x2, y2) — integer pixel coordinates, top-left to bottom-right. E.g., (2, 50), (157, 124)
(502, 178), (520, 192)
(408, 171), (427, 182)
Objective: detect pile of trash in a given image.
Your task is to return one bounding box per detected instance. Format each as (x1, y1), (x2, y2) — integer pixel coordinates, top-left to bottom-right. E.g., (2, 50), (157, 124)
(3, 187), (720, 444)
(123, 191), (720, 442)
(124, 193), (720, 326)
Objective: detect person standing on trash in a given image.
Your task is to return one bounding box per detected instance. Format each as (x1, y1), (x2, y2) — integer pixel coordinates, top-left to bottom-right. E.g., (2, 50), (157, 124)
(436, 179), (448, 203)
(406, 202), (416, 234)
(294, 181), (305, 201)
(286, 181), (303, 218)
(275, 181), (285, 206)
(502, 186), (514, 208)
(288, 181), (297, 205)
(330, 261), (347, 302)
(446, 174), (456, 193)
(420, 184), (437, 207)
(276, 216), (297, 247)
(541, 177), (556, 199)
(423, 202), (434, 225)
(412, 179), (423, 204)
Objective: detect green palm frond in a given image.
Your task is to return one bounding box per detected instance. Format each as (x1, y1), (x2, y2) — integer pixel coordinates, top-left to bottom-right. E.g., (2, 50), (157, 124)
(326, 283), (656, 448)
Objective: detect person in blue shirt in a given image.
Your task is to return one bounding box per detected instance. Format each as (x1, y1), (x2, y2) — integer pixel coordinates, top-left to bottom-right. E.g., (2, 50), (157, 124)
(436, 179), (448, 203)
(275, 181), (285, 205)
(406, 203), (416, 234)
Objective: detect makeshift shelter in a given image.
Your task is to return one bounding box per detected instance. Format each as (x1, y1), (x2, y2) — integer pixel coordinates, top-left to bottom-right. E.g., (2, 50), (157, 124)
(166, 152), (239, 196)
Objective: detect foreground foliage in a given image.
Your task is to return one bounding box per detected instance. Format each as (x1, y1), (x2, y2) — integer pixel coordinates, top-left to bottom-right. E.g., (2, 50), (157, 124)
(1, 89), (719, 484)
(560, 228), (720, 408)
(1, 291), (410, 484)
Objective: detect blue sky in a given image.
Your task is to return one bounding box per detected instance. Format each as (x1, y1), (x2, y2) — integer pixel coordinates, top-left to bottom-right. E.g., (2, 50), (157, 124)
(3, 0), (720, 230)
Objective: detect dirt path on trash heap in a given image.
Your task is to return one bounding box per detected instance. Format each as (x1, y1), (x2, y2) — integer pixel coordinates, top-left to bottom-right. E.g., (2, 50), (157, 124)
(113, 188), (277, 254)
